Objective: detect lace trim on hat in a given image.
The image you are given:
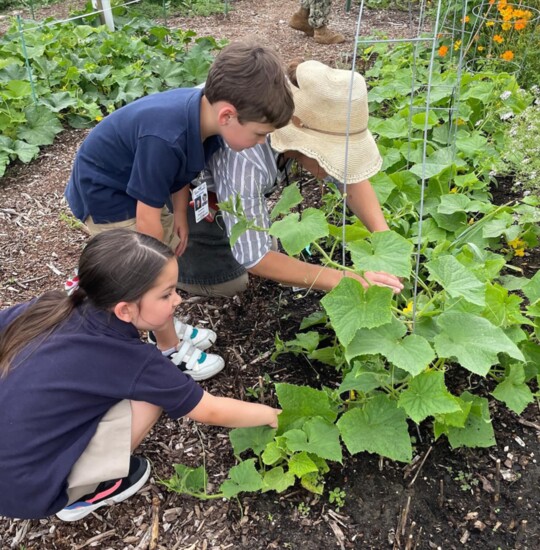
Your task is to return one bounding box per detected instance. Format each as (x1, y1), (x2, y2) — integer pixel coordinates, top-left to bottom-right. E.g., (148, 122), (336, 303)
(291, 116), (368, 137)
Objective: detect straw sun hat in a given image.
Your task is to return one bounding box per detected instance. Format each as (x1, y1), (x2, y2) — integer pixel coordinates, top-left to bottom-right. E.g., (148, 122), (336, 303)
(271, 60), (382, 184)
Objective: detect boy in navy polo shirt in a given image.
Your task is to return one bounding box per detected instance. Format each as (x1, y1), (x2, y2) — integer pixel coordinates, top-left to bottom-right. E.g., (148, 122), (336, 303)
(65, 41), (294, 377)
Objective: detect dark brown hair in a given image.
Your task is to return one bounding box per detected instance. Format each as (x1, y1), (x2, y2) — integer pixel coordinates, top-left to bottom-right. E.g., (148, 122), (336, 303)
(205, 41), (294, 129)
(0, 229), (174, 377)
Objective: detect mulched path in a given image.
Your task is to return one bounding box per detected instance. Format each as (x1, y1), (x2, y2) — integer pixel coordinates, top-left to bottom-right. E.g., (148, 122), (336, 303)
(1, 1), (539, 549)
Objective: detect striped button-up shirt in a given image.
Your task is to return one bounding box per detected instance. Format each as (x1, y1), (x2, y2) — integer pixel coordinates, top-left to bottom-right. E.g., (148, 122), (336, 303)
(200, 139), (286, 268)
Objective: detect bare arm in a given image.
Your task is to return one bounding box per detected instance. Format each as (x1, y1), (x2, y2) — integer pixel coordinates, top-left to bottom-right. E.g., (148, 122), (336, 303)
(248, 250), (402, 292)
(187, 391), (280, 428)
(171, 186), (190, 256)
(136, 201), (164, 241)
(346, 179), (390, 233)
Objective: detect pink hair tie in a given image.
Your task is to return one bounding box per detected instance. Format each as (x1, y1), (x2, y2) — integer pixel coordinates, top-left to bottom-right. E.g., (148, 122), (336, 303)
(64, 270), (80, 296)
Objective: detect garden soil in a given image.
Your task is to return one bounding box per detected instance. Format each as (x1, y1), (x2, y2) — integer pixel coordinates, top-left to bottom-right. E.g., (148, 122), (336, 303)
(1, 1), (539, 549)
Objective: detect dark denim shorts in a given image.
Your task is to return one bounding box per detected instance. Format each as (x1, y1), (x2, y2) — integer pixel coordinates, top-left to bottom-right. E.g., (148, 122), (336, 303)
(177, 206), (246, 285)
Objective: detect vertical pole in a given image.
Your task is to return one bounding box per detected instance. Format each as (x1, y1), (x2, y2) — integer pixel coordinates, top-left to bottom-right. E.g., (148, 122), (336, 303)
(93, 0), (115, 31)
(17, 15), (38, 104)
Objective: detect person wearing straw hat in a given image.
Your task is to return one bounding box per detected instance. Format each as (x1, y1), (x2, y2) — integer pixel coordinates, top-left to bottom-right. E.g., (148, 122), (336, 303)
(177, 60), (403, 296)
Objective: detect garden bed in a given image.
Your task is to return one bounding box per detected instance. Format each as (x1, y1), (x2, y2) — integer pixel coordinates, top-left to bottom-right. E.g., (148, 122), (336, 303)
(1, 1), (539, 549)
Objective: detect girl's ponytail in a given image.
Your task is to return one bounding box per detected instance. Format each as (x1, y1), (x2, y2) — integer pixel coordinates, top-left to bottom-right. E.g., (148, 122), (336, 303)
(1, 229), (173, 377)
(0, 291), (77, 377)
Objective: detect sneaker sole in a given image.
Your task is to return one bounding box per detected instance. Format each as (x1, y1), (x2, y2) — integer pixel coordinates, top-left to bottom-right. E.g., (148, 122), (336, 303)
(186, 358), (225, 381)
(56, 460), (151, 522)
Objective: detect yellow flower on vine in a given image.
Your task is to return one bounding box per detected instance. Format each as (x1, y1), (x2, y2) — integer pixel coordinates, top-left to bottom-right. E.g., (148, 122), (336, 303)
(454, 40), (462, 51)
(402, 301), (413, 315)
(478, 46), (485, 51)
(508, 237), (526, 250)
(95, 116), (103, 122)
(486, 21), (495, 27)
(514, 248), (525, 257)
(450, 187), (458, 193)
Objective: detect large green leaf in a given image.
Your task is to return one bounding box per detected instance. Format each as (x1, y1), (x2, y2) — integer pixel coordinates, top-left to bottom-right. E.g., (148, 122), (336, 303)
(229, 426), (276, 456)
(483, 283), (530, 328)
(17, 105), (63, 146)
(284, 417), (342, 462)
(262, 467), (295, 493)
(337, 395), (412, 462)
(522, 270), (540, 305)
(398, 371), (461, 423)
(269, 208), (329, 256)
(288, 451), (319, 478)
(434, 312), (525, 375)
(1, 80), (32, 99)
(347, 230), (413, 277)
(38, 92), (78, 112)
(270, 183), (303, 219)
(275, 383), (338, 433)
(435, 392), (496, 449)
(345, 317), (435, 376)
(321, 278), (393, 347)
(491, 364), (534, 414)
(114, 78), (145, 104)
(426, 255), (486, 306)
(338, 360), (389, 394)
(220, 459), (263, 498)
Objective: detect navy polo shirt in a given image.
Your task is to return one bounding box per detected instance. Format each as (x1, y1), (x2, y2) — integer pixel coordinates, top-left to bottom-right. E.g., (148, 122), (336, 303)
(0, 300), (204, 519)
(65, 88), (222, 223)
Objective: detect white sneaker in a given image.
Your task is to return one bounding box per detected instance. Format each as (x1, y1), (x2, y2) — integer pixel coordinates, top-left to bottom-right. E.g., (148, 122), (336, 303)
(173, 318), (216, 351)
(148, 318), (217, 351)
(169, 341), (225, 381)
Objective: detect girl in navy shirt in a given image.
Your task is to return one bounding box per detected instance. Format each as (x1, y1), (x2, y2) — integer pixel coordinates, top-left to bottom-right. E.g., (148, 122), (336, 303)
(0, 229), (279, 522)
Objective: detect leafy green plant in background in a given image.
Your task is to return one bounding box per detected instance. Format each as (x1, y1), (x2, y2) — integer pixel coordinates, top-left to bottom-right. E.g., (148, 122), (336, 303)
(132, 0), (226, 18)
(495, 87), (540, 197)
(0, 10), (224, 176)
(166, 40), (540, 501)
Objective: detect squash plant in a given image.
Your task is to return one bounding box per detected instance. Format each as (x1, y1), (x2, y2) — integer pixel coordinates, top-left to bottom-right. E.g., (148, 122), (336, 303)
(164, 43), (540, 499)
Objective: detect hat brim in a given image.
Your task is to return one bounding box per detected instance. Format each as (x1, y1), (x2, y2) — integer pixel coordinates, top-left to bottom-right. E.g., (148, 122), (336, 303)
(271, 125), (382, 184)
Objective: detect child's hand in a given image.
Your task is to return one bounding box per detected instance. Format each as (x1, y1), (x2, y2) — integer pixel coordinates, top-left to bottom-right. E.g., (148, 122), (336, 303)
(268, 408), (282, 429)
(174, 214), (189, 257)
(349, 270), (403, 294)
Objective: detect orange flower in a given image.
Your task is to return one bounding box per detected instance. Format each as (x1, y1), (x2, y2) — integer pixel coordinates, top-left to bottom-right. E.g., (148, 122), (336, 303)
(493, 34), (504, 43)
(515, 19), (527, 30)
(462, 15), (470, 23)
(438, 45), (449, 57)
(497, 0), (507, 7)
(489, 0), (495, 4)
(502, 22), (512, 31)
(501, 50), (514, 61)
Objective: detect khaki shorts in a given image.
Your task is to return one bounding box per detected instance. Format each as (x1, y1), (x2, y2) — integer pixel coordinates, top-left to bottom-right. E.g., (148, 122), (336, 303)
(85, 207), (180, 251)
(66, 400), (132, 505)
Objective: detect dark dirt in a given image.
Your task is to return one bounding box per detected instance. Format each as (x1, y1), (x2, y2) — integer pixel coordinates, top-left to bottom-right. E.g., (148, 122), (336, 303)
(1, 1), (540, 549)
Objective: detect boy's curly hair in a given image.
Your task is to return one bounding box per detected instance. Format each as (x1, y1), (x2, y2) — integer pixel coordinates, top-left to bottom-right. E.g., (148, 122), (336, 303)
(205, 41), (294, 129)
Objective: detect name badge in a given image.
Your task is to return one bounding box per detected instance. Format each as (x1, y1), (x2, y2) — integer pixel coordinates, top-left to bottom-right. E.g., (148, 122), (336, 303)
(192, 182), (209, 223)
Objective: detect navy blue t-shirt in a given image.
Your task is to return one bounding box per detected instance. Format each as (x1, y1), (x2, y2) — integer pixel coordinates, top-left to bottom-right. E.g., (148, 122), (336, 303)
(65, 88), (222, 223)
(0, 300), (204, 519)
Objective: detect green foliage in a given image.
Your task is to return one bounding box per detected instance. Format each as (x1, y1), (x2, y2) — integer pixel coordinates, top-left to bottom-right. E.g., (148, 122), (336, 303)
(496, 92), (540, 197)
(132, 0), (226, 19)
(165, 40), (539, 502)
(0, 13), (223, 176)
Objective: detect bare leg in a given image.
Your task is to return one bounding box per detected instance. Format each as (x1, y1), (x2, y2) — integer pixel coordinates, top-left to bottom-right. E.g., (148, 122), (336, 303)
(152, 320), (179, 351)
(130, 400), (162, 450)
